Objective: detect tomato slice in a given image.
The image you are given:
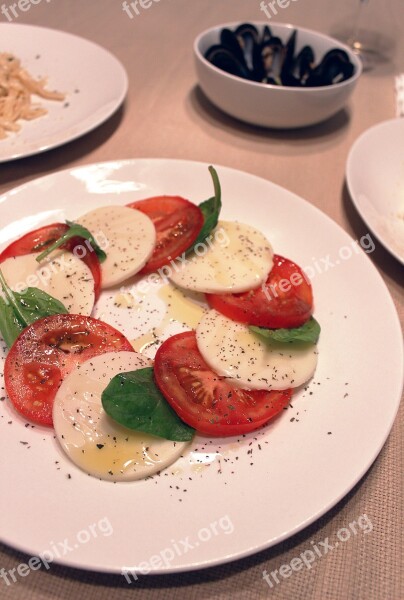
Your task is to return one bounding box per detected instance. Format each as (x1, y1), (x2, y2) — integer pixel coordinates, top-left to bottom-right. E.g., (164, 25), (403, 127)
(127, 196), (204, 274)
(0, 223), (102, 301)
(4, 314), (133, 426)
(206, 255), (313, 329)
(154, 331), (292, 436)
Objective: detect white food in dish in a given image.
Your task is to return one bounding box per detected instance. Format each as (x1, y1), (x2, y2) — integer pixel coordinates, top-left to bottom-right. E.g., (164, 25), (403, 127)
(77, 206), (156, 288)
(0, 251), (94, 315)
(53, 351), (190, 482)
(169, 221), (273, 293)
(196, 309), (318, 390)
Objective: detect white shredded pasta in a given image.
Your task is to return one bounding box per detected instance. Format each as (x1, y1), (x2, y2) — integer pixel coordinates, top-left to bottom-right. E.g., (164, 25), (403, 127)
(0, 52), (65, 139)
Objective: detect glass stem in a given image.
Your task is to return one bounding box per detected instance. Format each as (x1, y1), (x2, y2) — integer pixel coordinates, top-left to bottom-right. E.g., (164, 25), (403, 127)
(349, 0), (369, 50)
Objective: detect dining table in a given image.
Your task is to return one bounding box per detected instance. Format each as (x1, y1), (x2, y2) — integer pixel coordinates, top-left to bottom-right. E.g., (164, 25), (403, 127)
(0, 0), (403, 598)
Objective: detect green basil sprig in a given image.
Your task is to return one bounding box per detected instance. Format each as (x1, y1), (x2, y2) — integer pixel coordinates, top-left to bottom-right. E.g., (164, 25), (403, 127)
(189, 165), (222, 251)
(102, 367), (195, 442)
(36, 221), (106, 263)
(0, 269), (68, 347)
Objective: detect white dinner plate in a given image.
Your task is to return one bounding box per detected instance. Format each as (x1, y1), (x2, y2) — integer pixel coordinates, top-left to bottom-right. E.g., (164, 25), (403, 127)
(346, 118), (404, 265)
(0, 24), (128, 162)
(0, 159), (402, 574)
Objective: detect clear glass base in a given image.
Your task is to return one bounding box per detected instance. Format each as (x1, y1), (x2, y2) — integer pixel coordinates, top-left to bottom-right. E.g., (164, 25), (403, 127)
(332, 27), (394, 72)
(349, 41), (385, 71)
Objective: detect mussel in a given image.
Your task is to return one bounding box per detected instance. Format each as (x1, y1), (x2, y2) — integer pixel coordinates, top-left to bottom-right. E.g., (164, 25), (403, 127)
(204, 24), (355, 87)
(305, 49), (355, 86)
(205, 45), (252, 80)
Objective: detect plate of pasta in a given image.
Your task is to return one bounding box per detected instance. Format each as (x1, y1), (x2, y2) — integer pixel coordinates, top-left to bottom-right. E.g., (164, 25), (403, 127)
(0, 23), (128, 162)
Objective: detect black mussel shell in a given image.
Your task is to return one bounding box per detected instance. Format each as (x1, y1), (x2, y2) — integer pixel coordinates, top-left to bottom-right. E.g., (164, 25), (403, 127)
(266, 35), (283, 48)
(234, 23), (260, 43)
(204, 45), (253, 80)
(234, 24), (260, 73)
(262, 25), (272, 44)
(251, 41), (265, 82)
(305, 49), (354, 86)
(280, 71), (302, 87)
(220, 28), (246, 66)
(321, 48), (352, 63)
(281, 30), (298, 85)
(203, 24), (355, 88)
(261, 38), (284, 81)
(284, 29), (297, 63)
(293, 46), (315, 81)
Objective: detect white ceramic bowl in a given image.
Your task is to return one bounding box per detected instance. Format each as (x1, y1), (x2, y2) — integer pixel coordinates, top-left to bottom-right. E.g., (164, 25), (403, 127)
(194, 22), (362, 128)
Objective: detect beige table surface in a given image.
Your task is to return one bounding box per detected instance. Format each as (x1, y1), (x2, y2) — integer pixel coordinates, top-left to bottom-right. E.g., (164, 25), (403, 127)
(0, 1), (403, 598)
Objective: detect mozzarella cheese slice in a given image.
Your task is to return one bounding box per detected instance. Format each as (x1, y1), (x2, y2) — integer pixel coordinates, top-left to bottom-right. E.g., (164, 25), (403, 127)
(53, 351), (190, 482)
(0, 251), (94, 315)
(169, 221), (273, 293)
(196, 309), (318, 390)
(77, 206), (156, 288)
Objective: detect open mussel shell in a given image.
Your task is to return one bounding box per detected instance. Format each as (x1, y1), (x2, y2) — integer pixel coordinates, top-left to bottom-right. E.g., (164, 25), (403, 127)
(280, 30), (301, 86)
(204, 24), (355, 88)
(234, 23), (260, 73)
(220, 28), (246, 66)
(204, 45), (253, 80)
(234, 23), (260, 43)
(252, 41), (266, 81)
(305, 49), (354, 86)
(293, 46), (315, 81)
(283, 29), (297, 68)
(261, 37), (284, 82)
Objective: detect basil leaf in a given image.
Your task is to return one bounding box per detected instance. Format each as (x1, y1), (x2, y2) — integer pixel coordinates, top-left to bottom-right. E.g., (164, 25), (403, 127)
(0, 269), (68, 347)
(189, 166), (222, 250)
(0, 297), (24, 348)
(250, 317), (321, 344)
(102, 367), (195, 442)
(8, 286), (69, 327)
(36, 220), (106, 263)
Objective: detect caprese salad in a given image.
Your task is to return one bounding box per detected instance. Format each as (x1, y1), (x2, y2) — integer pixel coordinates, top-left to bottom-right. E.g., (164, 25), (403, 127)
(0, 167), (320, 482)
